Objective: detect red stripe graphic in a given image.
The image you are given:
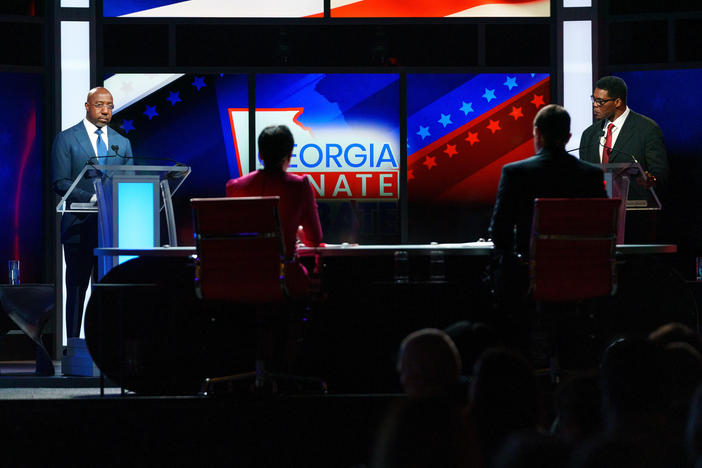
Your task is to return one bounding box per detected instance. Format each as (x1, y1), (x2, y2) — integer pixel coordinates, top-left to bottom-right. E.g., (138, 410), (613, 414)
(330, 0), (543, 17)
(408, 77), (549, 202)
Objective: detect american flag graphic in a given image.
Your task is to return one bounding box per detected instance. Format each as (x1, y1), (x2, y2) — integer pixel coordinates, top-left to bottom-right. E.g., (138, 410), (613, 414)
(330, 0), (549, 17)
(105, 0), (548, 18)
(407, 73), (550, 203)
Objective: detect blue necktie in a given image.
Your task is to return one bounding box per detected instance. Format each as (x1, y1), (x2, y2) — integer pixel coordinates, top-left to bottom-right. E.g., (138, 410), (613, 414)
(96, 128), (107, 157)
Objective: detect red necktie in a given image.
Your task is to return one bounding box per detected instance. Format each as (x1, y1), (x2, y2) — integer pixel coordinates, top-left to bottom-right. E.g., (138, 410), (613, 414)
(602, 122), (614, 164)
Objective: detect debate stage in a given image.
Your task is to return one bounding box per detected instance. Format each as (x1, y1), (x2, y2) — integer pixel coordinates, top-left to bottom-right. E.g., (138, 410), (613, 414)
(0, 242), (694, 466)
(0, 360), (399, 468)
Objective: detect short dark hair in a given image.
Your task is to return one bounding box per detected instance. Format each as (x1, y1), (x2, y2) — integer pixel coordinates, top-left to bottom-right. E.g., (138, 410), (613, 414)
(595, 76), (627, 103)
(258, 125), (294, 169)
(533, 104), (570, 149)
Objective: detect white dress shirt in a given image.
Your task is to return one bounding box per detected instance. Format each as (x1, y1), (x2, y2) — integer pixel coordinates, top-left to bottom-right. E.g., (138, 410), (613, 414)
(82, 118), (109, 158)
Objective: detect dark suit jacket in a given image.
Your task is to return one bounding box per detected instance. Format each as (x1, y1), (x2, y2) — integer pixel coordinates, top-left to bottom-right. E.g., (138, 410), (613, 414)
(489, 148), (607, 256)
(51, 121), (133, 245)
(578, 109), (669, 201)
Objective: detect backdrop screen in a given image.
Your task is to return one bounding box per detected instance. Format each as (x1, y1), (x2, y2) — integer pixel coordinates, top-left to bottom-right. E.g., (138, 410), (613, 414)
(252, 73), (400, 201)
(407, 72), (550, 203)
(104, 72), (401, 244)
(0, 72), (43, 283)
(329, 0), (549, 17)
(103, 0), (324, 17)
(614, 70), (702, 161)
(614, 69), (702, 276)
(406, 72), (550, 242)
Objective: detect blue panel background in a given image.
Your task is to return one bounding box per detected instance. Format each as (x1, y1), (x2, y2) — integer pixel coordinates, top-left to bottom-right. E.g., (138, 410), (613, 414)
(256, 73), (399, 132)
(615, 70), (702, 157)
(103, 0), (185, 17)
(615, 69), (702, 276)
(112, 74), (248, 244)
(0, 72), (42, 283)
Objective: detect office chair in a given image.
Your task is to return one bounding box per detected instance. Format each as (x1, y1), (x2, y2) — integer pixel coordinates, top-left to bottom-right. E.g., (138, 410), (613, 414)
(528, 197), (621, 379)
(529, 198), (621, 302)
(191, 196), (326, 395)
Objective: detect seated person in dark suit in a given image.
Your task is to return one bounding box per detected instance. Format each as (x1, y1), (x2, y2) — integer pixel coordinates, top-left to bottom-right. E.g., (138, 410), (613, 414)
(489, 104), (607, 257)
(487, 104), (607, 322)
(225, 125), (323, 297)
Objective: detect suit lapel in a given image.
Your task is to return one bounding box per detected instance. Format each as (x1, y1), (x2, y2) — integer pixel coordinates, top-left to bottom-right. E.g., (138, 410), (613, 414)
(71, 122), (96, 158)
(106, 127), (117, 156)
(590, 121), (605, 162)
(611, 111), (637, 163)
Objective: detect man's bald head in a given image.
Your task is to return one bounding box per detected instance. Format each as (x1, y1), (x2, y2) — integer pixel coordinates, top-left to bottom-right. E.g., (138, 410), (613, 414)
(85, 87), (114, 128)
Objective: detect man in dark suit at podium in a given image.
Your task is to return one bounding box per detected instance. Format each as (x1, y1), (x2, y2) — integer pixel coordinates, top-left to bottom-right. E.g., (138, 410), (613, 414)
(51, 87), (133, 338)
(579, 76), (670, 242)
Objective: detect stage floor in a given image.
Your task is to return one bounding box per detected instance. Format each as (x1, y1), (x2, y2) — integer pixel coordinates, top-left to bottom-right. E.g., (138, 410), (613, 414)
(0, 369), (399, 467)
(0, 360), (123, 398)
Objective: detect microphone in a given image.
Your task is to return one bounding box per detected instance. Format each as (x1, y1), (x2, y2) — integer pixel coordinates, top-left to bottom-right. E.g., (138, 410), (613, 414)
(86, 144), (126, 164)
(596, 124), (640, 164)
(111, 144), (134, 161)
(596, 130), (659, 188)
(598, 139), (640, 165)
(565, 142), (603, 155)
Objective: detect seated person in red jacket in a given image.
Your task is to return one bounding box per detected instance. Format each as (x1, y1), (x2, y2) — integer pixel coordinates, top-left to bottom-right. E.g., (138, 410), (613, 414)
(225, 125), (323, 297)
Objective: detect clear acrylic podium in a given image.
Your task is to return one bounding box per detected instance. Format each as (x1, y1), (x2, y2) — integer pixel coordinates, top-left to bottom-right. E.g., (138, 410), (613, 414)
(56, 163), (191, 279)
(602, 162), (662, 243)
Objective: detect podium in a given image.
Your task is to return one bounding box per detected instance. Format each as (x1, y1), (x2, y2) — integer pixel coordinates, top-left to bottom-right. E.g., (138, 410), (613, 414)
(56, 163), (190, 376)
(602, 163), (662, 243)
(57, 164), (191, 279)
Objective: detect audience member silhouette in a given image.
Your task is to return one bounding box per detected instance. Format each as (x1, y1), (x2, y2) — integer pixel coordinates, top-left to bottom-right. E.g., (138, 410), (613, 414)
(597, 335), (684, 468)
(397, 328), (463, 400)
(444, 320), (500, 378)
(468, 347), (541, 464)
(686, 384), (702, 466)
(649, 322), (702, 356)
(600, 336), (671, 430)
(664, 341), (702, 465)
(551, 372), (603, 445)
(567, 436), (638, 468)
(493, 432), (570, 468)
(370, 398), (473, 468)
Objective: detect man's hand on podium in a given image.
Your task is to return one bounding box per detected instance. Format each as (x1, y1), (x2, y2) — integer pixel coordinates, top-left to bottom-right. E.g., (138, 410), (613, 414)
(636, 171), (657, 190)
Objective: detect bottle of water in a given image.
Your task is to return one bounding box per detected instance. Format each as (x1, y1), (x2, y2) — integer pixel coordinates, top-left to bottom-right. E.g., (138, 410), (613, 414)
(428, 250), (446, 283)
(394, 251), (409, 284)
(8, 260), (20, 285)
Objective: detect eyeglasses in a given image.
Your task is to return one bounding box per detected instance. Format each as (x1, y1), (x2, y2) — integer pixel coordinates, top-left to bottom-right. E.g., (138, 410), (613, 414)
(91, 103), (114, 110)
(590, 96), (617, 106)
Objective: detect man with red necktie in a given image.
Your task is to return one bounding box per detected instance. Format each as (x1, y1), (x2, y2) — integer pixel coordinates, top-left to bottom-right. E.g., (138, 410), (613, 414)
(579, 76), (669, 242)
